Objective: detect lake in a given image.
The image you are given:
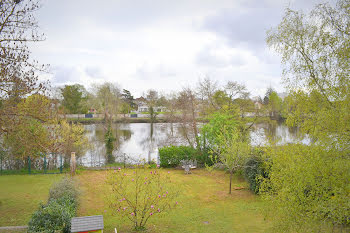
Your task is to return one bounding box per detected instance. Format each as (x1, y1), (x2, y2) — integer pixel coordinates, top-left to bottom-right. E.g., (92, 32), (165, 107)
(79, 122), (309, 167)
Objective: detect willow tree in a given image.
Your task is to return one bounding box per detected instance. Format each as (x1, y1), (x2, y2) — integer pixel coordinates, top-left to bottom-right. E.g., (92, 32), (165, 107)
(263, 0), (350, 231)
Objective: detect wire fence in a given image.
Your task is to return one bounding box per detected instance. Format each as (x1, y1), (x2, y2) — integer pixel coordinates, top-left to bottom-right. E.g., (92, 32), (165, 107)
(0, 152), (65, 175)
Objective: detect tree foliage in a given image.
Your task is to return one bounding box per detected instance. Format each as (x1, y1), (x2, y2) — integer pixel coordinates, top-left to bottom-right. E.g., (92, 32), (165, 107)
(260, 144), (350, 231)
(91, 82), (120, 122)
(201, 111), (251, 194)
(267, 0), (350, 145)
(60, 84), (88, 114)
(264, 0), (350, 230)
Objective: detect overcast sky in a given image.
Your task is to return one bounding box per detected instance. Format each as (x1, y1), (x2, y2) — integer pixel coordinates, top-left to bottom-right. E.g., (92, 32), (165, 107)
(31, 0), (332, 97)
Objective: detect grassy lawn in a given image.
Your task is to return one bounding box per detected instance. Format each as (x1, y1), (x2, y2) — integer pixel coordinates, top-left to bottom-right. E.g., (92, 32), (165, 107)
(0, 174), (62, 227)
(77, 169), (272, 233)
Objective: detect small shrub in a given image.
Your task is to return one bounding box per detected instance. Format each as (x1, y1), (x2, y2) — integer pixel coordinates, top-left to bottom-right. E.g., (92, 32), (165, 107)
(49, 178), (79, 206)
(107, 166), (179, 231)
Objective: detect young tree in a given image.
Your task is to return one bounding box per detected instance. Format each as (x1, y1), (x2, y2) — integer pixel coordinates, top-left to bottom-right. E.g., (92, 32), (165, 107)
(105, 124), (116, 164)
(213, 129), (251, 194)
(107, 166), (179, 231)
(145, 89), (159, 123)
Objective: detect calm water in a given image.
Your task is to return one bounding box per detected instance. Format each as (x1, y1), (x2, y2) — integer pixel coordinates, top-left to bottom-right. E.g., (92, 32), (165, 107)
(79, 122), (309, 167)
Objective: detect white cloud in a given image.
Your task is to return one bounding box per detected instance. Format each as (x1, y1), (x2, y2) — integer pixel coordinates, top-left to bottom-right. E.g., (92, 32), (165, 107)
(30, 0), (331, 97)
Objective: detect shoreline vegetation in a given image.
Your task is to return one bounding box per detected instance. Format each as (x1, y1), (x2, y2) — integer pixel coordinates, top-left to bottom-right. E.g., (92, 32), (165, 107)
(66, 116), (275, 124)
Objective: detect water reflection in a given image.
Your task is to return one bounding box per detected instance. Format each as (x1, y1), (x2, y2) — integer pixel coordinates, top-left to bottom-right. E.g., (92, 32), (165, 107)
(79, 122), (309, 167)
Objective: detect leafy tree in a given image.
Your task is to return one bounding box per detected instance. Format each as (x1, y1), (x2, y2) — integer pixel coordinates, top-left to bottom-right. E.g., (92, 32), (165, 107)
(263, 87), (274, 105)
(207, 126), (251, 194)
(267, 91), (283, 119)
(91, 82), (121, 122)
(4, 95), (53, 160)
(200, 111), (240, 150)
(52, 120), (89, 166)
(264, 0), (350, 230)
(201, 111), (252, 194)
(267, 0), (350, 154)
(119, 101), (130, 116)
(121, 89), (135, 108)
(212, 90), (230, 110)
(144, 89), (159, 123)
(105, 124), (116, 164)
(60, 84), (88, 114)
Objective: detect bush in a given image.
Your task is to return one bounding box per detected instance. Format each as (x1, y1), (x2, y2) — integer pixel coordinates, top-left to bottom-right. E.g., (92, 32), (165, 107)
(28, 200), (75, 233)
(49, 178), (79, 207)
(260, 144), (350, 231)
(244, 155), (267, 194)
(158, 145), (197, 167)
(28, 178), (79, 233)
(194, 150), (213, 167)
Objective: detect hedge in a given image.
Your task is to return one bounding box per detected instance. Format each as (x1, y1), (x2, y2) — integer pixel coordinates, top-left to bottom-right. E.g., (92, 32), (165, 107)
(158, 145), (196, 167)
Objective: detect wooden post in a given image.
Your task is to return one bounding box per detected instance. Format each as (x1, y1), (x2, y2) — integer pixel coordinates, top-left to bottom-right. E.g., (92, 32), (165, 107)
(28, 156), (31, 174)
(59, 154), (63, 173)
(44, 155), (47, 174)
(70, 152), (76, 176)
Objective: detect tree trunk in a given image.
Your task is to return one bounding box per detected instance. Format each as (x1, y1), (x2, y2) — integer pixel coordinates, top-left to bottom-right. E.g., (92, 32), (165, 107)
(229, 170), (233, 194)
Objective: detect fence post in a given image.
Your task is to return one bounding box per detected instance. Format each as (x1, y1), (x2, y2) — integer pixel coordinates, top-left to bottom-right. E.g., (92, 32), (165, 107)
(70, 152), (76, 176)
(60, 155), (63, 173)
(28, 156), (31, 174)
(124, 153), (126, 168)
(44, 155), (47, 174)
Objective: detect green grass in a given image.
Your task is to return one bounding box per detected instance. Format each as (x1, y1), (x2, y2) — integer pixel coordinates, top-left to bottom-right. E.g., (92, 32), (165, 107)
(0, 174), (62, 226)
(0, 169), (66, 175)
(77, 169), (272, 232)
(0, 169), (272, 232)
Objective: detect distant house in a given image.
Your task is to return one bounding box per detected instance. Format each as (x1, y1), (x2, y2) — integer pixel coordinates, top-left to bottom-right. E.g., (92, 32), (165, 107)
(254, 101), (263, 110)
(134, 97), (166, 113)
(88, 108), (97, 113)
(137, 104), (166, 113)
(252, 96), (263, 110)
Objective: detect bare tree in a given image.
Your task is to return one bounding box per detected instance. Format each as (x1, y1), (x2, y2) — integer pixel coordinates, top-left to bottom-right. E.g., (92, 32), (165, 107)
(196, 77), (218, 116)
(177, 87), (200, 150)
(0, 0), (48, 134)
(224, 81), (249, 102)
